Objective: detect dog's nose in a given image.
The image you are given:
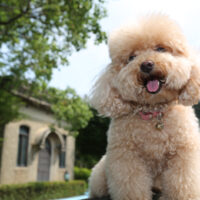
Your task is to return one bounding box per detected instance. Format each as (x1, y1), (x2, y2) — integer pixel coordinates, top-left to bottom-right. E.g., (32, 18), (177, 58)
(140, 61), (154, 73)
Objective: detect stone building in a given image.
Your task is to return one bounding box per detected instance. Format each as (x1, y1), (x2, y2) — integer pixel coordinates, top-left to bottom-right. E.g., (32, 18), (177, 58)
(0, 92), (75, 185)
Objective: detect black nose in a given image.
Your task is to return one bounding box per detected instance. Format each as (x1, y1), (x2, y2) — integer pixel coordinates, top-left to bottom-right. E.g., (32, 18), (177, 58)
(140, 61), (154, 73)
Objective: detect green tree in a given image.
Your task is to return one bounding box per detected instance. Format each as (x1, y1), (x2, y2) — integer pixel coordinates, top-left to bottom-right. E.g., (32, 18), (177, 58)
(0, 0), (106, 127)
(0, 0), (106, 160)
(193, 103), (200, 121)
(76, 108), (110, 168)
(34, 86), (93, 133)
(0, 0), (107, 82)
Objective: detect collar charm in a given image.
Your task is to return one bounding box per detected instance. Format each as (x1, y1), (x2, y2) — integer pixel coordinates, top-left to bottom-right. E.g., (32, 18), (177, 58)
(139, 111), (164, 130)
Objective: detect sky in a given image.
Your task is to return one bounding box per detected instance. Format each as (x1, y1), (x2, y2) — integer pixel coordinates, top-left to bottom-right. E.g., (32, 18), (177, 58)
(49, 0), (200, 97)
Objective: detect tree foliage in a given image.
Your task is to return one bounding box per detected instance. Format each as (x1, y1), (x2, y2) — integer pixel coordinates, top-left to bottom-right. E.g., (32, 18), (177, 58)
(33, 85), (93, 132)
(193, 103), (200, 121)
(0, 0), (107, 82)
(0, 0), (106, 132)
(76, 108), (109, 168)
(0, 76), (23, 128)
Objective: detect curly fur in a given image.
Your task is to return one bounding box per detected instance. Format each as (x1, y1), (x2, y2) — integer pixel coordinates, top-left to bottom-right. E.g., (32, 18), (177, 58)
(89, 14), (200, 200)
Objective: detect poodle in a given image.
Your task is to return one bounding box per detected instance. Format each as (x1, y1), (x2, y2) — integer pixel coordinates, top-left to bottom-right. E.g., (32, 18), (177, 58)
(89, 14), (200, 200)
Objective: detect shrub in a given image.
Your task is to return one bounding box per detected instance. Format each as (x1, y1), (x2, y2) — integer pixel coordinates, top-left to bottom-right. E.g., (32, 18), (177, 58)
(0, 180), (86, 200)
(74, 167), (91, 182)
(75, 154), (99, 169)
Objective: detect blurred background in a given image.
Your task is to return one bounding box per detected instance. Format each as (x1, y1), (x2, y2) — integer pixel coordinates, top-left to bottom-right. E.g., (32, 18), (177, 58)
(0, 0), (200, 199)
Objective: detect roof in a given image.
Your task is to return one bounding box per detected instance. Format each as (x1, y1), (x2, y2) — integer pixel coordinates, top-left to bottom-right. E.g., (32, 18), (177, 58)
(0, 75), (53, 113)
(12, 90), (52, 113)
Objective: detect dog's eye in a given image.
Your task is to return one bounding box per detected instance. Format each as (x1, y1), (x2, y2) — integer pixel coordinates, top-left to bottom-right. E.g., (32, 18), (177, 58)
(128, 55), (136, 62)
(155, 46), (166, 52)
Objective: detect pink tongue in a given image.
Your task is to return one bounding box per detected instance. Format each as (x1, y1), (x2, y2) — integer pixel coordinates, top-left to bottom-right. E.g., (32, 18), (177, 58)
(146, 80), (160, 92)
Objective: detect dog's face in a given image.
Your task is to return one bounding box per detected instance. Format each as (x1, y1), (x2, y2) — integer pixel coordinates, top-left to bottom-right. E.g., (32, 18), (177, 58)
(115, 48), (190, 105)
(91, 15), (200, 117)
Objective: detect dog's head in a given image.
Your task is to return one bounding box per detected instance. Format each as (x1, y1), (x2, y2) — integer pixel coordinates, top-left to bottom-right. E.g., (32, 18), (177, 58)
(91, 14), (200, 117)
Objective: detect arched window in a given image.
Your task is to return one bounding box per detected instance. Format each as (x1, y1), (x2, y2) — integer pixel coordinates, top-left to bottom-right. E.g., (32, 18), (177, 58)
(17, 125), (29, 166)
(59, 135), (66, 168)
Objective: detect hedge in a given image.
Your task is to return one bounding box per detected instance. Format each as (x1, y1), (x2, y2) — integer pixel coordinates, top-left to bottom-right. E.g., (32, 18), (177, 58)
(74, 167), (91, 182)
(0, 180), (86, 200)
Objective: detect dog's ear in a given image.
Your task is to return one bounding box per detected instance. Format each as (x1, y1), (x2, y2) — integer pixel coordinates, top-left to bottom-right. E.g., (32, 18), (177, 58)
(90, 65), (133, 118)
(179, 62), (200, 106)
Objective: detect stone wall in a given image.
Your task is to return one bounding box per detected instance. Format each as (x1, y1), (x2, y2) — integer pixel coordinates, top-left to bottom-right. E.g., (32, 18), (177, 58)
(0, 105), (75, 185)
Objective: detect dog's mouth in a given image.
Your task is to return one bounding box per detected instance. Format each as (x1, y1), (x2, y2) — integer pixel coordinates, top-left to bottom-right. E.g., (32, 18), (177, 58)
(143, 75), (165, 94)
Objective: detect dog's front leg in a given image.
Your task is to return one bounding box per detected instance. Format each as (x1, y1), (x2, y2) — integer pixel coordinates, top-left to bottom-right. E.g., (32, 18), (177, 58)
(106, 149), (153, 200)
(161, 150), (200, 200)
(89, 155), (108, 198)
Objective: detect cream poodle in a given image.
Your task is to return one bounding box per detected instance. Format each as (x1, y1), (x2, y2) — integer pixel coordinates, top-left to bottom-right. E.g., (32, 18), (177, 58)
(89, 14), (200, 200)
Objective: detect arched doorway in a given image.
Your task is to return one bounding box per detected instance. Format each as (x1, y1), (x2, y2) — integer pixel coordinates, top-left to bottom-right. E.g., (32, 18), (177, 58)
(37, 138), (51, 181)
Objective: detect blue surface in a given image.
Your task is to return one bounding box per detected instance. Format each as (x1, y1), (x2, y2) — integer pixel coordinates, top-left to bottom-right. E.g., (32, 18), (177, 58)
(57, 192), (89, 200)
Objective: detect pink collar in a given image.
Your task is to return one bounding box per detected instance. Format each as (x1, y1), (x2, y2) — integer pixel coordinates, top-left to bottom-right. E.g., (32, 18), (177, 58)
(139, 111), (163, 120)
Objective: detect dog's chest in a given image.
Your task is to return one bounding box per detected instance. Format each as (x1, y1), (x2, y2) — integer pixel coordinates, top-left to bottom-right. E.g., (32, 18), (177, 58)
(109, 105), (199, 162)
(132, 121), (173, 160)
(108, 105), (200, 178)
(109, 113), (182, 160)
